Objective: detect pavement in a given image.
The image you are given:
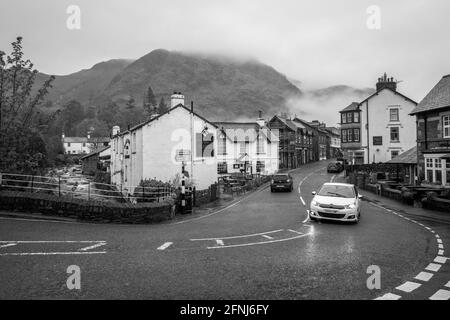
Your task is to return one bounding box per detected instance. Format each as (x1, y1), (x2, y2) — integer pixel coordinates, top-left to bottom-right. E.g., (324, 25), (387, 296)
(0, 160), (448, 299)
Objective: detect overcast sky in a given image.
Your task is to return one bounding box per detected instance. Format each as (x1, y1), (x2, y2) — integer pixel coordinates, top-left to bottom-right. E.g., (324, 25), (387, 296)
(1, 0), (449, 100)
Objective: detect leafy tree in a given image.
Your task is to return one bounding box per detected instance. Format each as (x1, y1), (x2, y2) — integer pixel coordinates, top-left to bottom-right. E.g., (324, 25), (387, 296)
(98, 101), (119, 126)
(0, 37), (55, 174)
(75, 118), (109, 138)
(60, 99), (85, 135)
(158, 96), (168, 114)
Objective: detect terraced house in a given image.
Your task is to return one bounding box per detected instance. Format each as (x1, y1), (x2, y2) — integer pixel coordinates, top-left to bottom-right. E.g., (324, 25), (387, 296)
(410, 74), (450, 186)
(339, 73), (417, 164)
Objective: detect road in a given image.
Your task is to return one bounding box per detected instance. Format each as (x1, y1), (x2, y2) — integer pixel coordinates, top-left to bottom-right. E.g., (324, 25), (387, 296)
(0, 160), (449, 299)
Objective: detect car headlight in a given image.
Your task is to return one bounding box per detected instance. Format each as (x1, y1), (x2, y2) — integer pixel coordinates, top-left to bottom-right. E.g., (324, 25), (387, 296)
(286, 179), (290, 183)
(311, 200), (319, 206)
(345, 202), (356, 209)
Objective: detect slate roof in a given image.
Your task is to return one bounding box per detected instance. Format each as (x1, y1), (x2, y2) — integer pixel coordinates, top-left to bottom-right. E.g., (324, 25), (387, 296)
(387, 146), (417, 164)
(410, 74), (450, 115)
(339, 102), (360, 113)
(63, 137), (110, 143)
(215, 122), (274, 142)
(80, 145), (111, 160)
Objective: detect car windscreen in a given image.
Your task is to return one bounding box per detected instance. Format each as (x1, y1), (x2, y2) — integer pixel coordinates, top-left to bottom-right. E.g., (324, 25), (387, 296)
(318, 185), (355, 198)
(273, 175), (289, 181)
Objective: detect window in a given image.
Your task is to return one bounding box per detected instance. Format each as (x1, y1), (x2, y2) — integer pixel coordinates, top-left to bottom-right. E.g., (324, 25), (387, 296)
(354, 112), (360, 123)
(347, 113), (353, 123)
(391, 151), (399, 159)
(446, 161), (450, 184)
(256, 161), (265, 173)
(217, 162), (227, 174)
(425, 157), (444, 184)
(390, 108), (399, 122)
(341, 114), (347, 124)
(342, 129), (348, 142)
(353, 129), (360, 142)
(390, 127), (399, 142)
(257, 134), (265, 154)
(196, 133), (214, 157)
(373, 136), (383, 145)
(83, 143), (86, 147)
(240, 137), (249, 154)
(218, 132), (227, 155)
(443, 115), (450, 138)
(67, 143), (71, 147)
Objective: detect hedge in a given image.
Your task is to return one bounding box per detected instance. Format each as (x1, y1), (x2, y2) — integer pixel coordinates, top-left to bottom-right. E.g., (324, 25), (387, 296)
(0, 191), (175, 224)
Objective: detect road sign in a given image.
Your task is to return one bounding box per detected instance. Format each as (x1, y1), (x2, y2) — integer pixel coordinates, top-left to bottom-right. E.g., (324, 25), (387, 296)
(175, 149), (191, 162)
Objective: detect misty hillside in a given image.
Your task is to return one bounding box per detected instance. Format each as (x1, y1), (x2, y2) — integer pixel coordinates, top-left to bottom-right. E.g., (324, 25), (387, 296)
(38, 50), (302, 121)
(286, 84), (376, 126)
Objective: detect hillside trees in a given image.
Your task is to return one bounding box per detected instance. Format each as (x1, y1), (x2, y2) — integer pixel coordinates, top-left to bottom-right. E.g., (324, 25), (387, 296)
(0, 37), (55, 174)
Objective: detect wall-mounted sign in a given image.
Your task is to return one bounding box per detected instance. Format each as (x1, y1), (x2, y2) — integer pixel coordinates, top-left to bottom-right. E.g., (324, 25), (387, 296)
(175, 149), (191, 162)
(373, 136), (383, 146)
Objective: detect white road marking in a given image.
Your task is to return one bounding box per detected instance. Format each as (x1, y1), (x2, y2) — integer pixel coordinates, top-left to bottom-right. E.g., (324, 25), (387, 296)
(0, 240), (106, 243)
(375, 293), (401, 300)
(434, 256), (447, 264)
(429, 289), (450, 300)
(287, 229), (303, 235)
(79, 242), (106, 251)
(0, 251), (106, 256)
(207, 233), (312, 249)
(157, 242), (173, 250)
(261, 235), (274, 240)
(0, 243), (17, 248)
(302, 211), (310, 223)
(414, 271), (434, 282)
(445, 281), (450, 288)
(190, 229), (283, 241)
(425, 263), (442, 272)
(395, 281), (422, 293)
(435, 234), (440, 238)
(438, 244), (444, 249)
(216, 239), (224, 246)
(438, 250), (444, 255)
(300, 197), (306, 206)
(437, 239), (443, 244)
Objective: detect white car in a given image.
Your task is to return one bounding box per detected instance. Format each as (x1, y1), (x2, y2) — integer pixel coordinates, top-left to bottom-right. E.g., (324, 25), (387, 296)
(309, 183), (362, 223)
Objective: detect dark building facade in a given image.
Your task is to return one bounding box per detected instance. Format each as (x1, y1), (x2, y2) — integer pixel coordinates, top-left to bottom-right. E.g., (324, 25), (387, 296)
(410, 74), (450, 186)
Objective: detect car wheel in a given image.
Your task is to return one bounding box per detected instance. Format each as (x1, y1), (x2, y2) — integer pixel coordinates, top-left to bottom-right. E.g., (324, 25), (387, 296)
(271, 188), (274, 193)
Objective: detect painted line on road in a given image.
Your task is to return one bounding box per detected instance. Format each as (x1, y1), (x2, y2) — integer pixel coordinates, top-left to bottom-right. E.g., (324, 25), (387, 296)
(0, 243), (17, 249)
(425, 263), (442, 272)
(446, 281), (450, 288)
(207, 232), (312, 249)
(157, 242), (173, 251)
(433, 256), (447, 264)
(261, 235), (274, 240)
(300, 197), (306, 206)
(287, 229), (304, 235)
(0, 240), (107, 243)
(79, 242), (106, 251)
(429, 289), (450, 300)
(374, 293), (401, 300)
(414, 271), (434, 282)
(190, 229), (284, 241)
(438, 250), (444, 255)
(216, 239), (224, 246)
(395, 281), (422, 293)
(0, 251), (106, 256)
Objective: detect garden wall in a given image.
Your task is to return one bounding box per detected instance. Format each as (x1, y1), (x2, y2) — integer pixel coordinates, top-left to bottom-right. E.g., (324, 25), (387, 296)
(0, 191), (175, 224)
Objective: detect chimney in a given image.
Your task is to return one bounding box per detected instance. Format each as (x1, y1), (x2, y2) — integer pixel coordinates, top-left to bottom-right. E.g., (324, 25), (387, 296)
(256, 110), (265, 127)
(62, 132), (65, 139)
(112, 126), (120, 136)
(376, 73), (397, 92)
(171, 91), (185, 108)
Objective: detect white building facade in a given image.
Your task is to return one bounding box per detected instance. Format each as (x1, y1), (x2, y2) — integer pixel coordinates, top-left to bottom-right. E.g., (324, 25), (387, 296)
(340, 74), (418, 164)
(215, 121), (279, 176)
(110, 95), (218, 195)
(62, 133), (110, 155)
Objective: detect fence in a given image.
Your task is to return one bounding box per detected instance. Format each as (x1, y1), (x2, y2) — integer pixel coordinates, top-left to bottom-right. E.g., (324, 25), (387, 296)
(0, 172), (175, 203)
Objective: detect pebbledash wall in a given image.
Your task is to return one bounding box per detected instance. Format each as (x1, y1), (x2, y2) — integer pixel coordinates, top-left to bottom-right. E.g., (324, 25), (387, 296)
(110, 101), (219, 196)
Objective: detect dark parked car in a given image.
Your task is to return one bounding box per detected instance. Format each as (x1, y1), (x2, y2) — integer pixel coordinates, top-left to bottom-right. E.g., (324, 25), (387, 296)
(271, 174), (293, 192)
(327, 162), (344, 173)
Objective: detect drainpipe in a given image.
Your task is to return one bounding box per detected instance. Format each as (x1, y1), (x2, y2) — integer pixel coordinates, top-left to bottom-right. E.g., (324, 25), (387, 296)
(366, 101), (370, 164)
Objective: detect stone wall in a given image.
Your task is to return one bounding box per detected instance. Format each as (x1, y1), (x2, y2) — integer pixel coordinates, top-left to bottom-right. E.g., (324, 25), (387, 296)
(0, 191), (175, 224)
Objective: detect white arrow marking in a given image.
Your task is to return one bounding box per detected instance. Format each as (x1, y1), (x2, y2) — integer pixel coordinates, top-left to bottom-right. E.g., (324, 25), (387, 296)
(157, 242), (173, 250)
(79, 242), (106, 251)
